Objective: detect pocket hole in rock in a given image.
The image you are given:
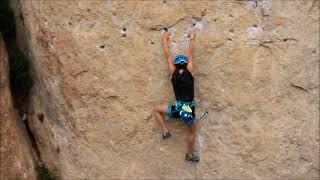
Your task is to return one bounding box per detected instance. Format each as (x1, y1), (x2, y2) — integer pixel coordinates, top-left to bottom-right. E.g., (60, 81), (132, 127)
(37, 112), (45, 123)
(19, 13), (23, 20)
(56, 147), (60, 154)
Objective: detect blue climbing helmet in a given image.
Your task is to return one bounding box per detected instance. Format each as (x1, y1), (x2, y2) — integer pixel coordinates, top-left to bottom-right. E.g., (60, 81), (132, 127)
(174, 54), (188, 65)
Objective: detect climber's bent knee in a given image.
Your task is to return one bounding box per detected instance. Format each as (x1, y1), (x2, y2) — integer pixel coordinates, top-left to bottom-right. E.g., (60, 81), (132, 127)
(154, 104), (168, 115)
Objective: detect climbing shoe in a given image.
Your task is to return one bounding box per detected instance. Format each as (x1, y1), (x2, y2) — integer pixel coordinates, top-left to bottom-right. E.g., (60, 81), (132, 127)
(185, 153), (200, 163)
(162, 132), (171, 140)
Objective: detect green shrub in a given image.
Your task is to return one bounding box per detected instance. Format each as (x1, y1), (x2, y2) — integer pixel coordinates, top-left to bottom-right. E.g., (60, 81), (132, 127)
(36, 163), (60, 180)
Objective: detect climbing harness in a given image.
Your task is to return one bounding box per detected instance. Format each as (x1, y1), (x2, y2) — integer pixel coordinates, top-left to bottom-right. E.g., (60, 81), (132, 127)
(170, 100), (196, 125)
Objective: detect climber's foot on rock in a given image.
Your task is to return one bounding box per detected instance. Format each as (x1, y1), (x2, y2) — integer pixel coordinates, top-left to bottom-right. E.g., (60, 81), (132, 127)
(185, 153), (200, 163)
(162, 131), (171, 139)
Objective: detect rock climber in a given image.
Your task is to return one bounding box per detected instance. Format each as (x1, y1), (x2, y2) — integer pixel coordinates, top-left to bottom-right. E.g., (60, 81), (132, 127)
(154, 28), (199, 162)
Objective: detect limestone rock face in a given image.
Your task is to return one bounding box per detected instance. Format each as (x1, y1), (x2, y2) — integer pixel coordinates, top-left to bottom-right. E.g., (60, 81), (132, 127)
(10, 0), (319, 179)
(0, 35), (36, 179)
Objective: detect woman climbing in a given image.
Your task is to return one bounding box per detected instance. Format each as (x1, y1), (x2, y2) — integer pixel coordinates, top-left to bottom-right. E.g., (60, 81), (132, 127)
(154, 28), (199, 162)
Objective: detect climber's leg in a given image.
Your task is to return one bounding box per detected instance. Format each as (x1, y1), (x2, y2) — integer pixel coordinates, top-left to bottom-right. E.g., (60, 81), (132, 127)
(187, 123), (197, 155)
(185, 122), (199, 162)
(154, 104), (170, 135)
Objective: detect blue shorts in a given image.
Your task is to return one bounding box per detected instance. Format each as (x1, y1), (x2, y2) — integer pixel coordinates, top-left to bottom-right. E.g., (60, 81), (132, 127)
(167, 100), (196, 126)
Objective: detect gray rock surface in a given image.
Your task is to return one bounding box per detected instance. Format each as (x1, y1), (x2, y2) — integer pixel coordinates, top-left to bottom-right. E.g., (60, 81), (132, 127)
(9, 0), (319, 179)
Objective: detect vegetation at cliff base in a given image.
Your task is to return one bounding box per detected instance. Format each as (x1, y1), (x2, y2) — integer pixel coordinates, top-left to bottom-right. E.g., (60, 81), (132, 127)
(36, 164), (60, 180)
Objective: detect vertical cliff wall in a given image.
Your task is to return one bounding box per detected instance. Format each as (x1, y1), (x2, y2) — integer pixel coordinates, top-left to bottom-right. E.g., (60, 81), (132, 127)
(9, 0), (319, 179)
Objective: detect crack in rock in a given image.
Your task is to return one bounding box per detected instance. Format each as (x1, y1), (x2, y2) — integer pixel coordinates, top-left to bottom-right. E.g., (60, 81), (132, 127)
(150, 9), (207, 31)
(290, 83), (309, 93)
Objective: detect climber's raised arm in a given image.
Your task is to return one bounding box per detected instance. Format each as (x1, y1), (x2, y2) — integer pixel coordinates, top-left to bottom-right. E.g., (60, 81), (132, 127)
(187, 29), (196, 72)
(162, 31), (175, 74)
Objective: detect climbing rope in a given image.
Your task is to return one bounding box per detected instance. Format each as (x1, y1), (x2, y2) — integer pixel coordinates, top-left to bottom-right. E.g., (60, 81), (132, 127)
(193, 160), (197, 180)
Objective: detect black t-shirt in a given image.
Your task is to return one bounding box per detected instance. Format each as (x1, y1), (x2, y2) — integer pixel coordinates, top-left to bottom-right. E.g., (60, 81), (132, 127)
(171, 68), (194, 102)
